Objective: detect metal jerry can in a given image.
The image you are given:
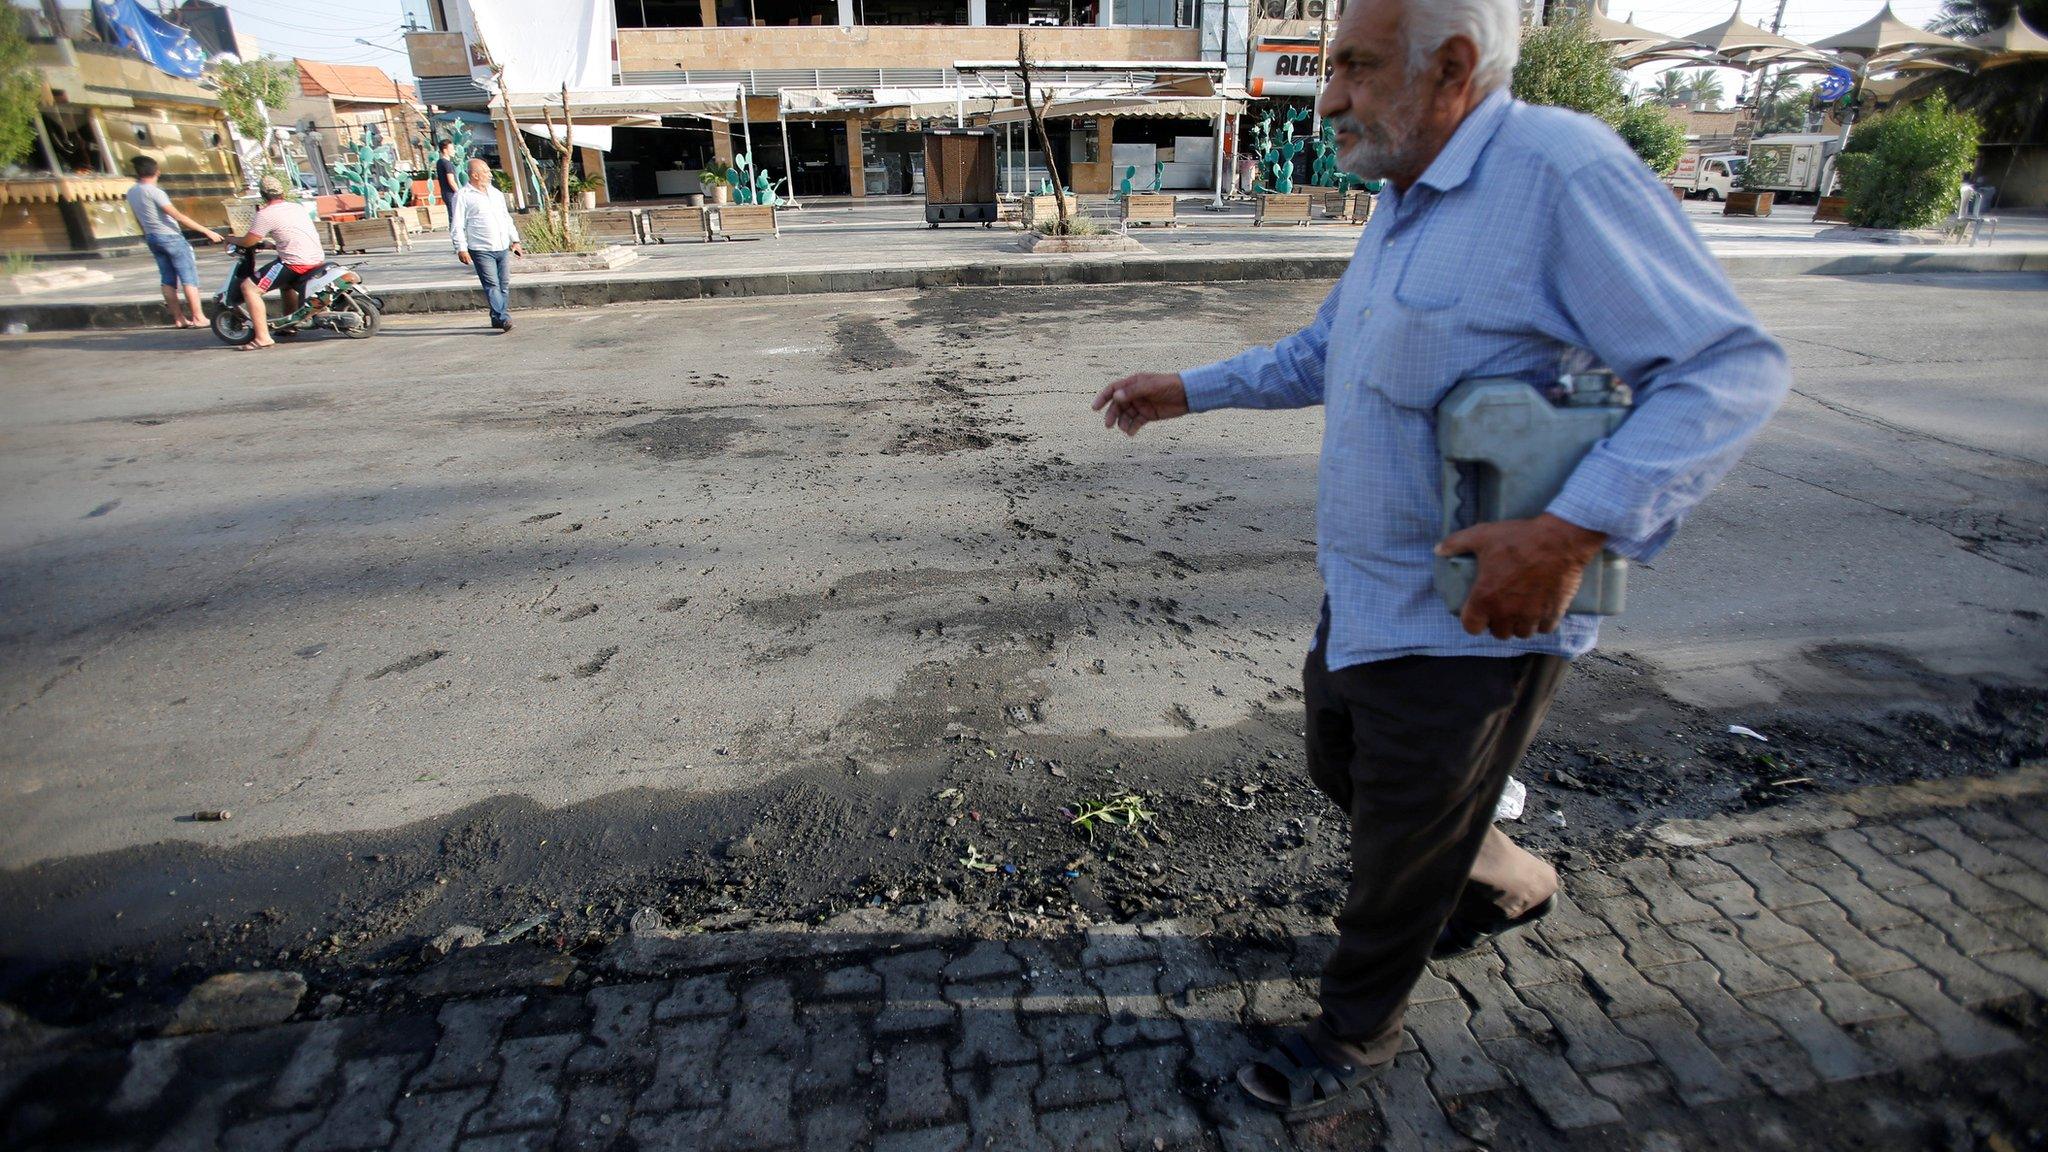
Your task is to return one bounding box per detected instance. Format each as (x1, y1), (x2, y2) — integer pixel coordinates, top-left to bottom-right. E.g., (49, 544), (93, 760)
(1434, 373), (1633, 617)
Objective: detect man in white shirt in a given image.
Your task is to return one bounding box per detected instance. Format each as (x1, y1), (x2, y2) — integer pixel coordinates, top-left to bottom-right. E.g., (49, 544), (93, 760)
(450, 157), (524, 332)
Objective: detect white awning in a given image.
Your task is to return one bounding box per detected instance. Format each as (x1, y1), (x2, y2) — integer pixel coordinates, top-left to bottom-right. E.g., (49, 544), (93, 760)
(778, 84), (1012, 120)
(984, 91), (1248, 125)
(500, 84), (747, 124)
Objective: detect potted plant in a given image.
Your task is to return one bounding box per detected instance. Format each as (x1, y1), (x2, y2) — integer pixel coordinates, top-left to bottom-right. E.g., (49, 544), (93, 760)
(699, 167), (732, 205)
(568, 174), (600, 211)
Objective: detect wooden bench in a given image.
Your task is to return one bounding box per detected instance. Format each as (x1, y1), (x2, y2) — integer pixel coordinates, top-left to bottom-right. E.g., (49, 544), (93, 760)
(713, 204), (778, 240)
(412, 202), (449, 232)
(1723, 191), (1774, 218)
(1120, 193), (1177, 228)
(328, 215), (410, 254)
(578, 207), (645, 244)
(1255, 193), (1312, 227)
(643, 206), (710, 243)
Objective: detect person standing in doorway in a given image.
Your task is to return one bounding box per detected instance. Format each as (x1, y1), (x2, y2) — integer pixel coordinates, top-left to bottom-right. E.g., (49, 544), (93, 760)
(1092, 0), (1788, 1118)
(126, 156), (222, 328)
(433, 138), (461, 209)
(450, 157), (523, 333)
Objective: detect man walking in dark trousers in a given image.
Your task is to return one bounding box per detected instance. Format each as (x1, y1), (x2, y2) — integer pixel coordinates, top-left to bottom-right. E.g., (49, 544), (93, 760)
(1092, 0), (1788, 1118)
(433, 139), (461, 209)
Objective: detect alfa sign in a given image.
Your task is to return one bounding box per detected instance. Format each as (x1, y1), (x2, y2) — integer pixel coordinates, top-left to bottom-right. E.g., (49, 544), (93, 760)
(1250, 38), (1327, 98)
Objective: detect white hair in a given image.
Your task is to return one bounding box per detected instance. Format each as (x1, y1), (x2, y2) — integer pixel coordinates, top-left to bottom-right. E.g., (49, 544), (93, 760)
(1403, 0), (1521, 93)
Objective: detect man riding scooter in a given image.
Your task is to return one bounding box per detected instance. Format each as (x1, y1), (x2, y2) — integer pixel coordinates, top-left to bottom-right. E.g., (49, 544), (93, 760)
(232, 174), (330, 350)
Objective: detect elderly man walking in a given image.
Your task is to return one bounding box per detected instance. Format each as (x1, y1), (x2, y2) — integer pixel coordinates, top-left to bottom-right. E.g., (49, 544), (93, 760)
(450, 157), (524, 332)
(1093, 0), (1788, 1117)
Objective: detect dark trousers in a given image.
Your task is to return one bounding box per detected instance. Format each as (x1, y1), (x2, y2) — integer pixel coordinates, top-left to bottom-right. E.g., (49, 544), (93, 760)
(1302, 614), (1568, 1046)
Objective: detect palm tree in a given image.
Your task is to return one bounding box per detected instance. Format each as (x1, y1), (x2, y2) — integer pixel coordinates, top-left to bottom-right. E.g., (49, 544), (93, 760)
(1649, 70), (1690, 104)
(1758, 70), (1808, 133)
(1682, 70), (1725, 110)
(1903, 0), (2048, 143)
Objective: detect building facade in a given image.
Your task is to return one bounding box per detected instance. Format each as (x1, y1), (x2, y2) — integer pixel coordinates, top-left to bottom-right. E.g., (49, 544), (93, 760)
(404, 0), (1545, 200)
(1, 38), (241, 254)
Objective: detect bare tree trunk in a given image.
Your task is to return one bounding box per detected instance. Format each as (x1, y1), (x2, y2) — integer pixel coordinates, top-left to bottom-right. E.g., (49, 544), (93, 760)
(560, 83), (575, 231)
(1018, 32), (1068, 233)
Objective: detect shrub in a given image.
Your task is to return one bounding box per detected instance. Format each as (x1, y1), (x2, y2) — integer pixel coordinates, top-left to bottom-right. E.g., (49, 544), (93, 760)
(1615, 102), (1687, 177)
(1514, 18), (1689, 177)
(1513, 17), (1626, 123)
(516, 210), (592, 254)
(1836, 95), (1980, 230)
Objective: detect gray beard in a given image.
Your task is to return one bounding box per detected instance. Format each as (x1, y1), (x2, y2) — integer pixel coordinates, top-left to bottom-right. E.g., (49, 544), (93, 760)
(1331, 102), (1427, 181)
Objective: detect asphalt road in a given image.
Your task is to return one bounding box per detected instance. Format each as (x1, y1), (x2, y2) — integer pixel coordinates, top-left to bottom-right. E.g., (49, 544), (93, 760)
(0, 272), (2042, 881)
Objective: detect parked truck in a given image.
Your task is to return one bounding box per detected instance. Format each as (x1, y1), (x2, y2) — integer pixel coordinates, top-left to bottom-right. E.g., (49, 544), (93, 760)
(1742, 134), (1845, 203)
(1669, 151), (1745, 201)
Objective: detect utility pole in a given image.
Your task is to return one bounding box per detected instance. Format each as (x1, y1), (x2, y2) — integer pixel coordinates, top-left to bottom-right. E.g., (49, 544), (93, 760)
(1311, 0), (1328, 133)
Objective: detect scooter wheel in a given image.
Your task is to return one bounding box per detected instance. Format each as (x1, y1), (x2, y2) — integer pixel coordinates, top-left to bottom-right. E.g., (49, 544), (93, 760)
(211, 304), (257, 345)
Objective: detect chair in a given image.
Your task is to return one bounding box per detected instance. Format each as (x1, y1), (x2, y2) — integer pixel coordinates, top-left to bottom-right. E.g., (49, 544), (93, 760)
(1949, 186), (1998, 246)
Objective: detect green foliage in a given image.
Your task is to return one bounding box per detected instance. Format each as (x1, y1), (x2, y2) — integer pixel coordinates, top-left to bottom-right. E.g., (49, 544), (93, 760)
(1836, 95), (1982, 229)
(1516, 19), (1690, 178)
(1033, 215), (1099, 236)
(1647, 70), (1689, 104)
(1512, 17), (1625, 123)
(1906, 0), (2048, 142)
(0, 4), (40, 169)
(1681, 70), (1725, 111)
(491, 169), (512, 192)
(697, 166), (729, 187)
(516, 209), (593, 253)
(211, 58), (294, 141)
(1616, 103), (1688, 177)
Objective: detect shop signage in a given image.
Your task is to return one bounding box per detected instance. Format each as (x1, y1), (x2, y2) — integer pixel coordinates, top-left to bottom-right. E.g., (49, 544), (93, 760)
(1249, 37), (1327, 98)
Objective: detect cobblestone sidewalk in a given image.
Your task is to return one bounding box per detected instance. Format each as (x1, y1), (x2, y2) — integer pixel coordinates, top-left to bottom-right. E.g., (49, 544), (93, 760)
(5, 800), (2046, 1151)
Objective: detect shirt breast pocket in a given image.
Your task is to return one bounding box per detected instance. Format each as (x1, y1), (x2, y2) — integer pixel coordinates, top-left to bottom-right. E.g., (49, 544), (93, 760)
(1369, 225), (1484, 410)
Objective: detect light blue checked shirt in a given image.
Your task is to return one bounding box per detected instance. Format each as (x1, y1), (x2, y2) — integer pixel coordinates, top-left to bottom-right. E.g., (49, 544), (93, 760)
(1182, 90), (1789, 671)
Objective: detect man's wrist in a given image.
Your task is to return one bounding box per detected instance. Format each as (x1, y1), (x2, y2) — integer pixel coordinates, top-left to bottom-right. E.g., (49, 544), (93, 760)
(1535, 513), (1607, 562)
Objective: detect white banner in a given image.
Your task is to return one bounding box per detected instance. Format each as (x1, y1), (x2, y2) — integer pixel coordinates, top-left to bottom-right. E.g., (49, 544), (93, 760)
(450, 0), (618, 148)
(1249, 37), (1325, 98)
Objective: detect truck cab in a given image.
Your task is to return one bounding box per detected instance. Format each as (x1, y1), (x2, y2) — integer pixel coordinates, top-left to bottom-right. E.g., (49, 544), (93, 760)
(1671, 152), (1744, 201)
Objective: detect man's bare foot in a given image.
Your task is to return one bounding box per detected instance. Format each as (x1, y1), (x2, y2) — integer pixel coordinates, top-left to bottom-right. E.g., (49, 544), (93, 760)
(236, 338), (276, 350)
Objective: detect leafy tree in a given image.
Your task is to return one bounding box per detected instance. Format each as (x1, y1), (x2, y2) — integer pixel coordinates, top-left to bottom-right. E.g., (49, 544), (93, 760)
(1837, 95), (1982, 228)
(1647, 70), (1689, 104)
(1903, 0), (2048, 143)
(1681, 70), (1725, 110)
(1513, 16), (1626, 123)
(211, 58), (294, 141)
(0, 4), (41, 169)
(1514, 17), (1682, 175)
(1616, 102), (1687, 175)
(1757, 70), (1810, 134)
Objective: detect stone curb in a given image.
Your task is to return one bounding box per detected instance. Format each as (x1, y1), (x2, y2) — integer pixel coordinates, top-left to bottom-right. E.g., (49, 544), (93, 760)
(5, 249), (2045, 333)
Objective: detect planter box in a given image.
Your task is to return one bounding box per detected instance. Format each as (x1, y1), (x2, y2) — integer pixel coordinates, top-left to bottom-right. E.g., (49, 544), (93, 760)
(1255, 193), (1312, 227)
(713, 204), (778, 241)
(413, 203), (449, 232)
(1723, 191), (1773, 217)
(644, 206), (710, 243)
(511, 245), (642, 273)
(1324, 190), (1374, 224)
(1812, 195), (1852, 224)
(1022, 194), (1079, 230)
(578, 207), (644, 244)
(1121, 193), (1177, 227)
(1018, 231), (1144, 254)
(329, 216), (410, 254)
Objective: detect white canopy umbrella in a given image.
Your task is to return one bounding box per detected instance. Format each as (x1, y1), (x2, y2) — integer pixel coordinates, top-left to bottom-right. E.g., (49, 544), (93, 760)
(1811, 3), (1970, 60)
(1962, 11), (2048, 69)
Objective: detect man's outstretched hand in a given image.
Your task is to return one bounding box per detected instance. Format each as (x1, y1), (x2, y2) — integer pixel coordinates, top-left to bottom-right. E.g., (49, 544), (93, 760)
(1092, 373), (1188, 436)
(1435, 513), (1609, 640)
